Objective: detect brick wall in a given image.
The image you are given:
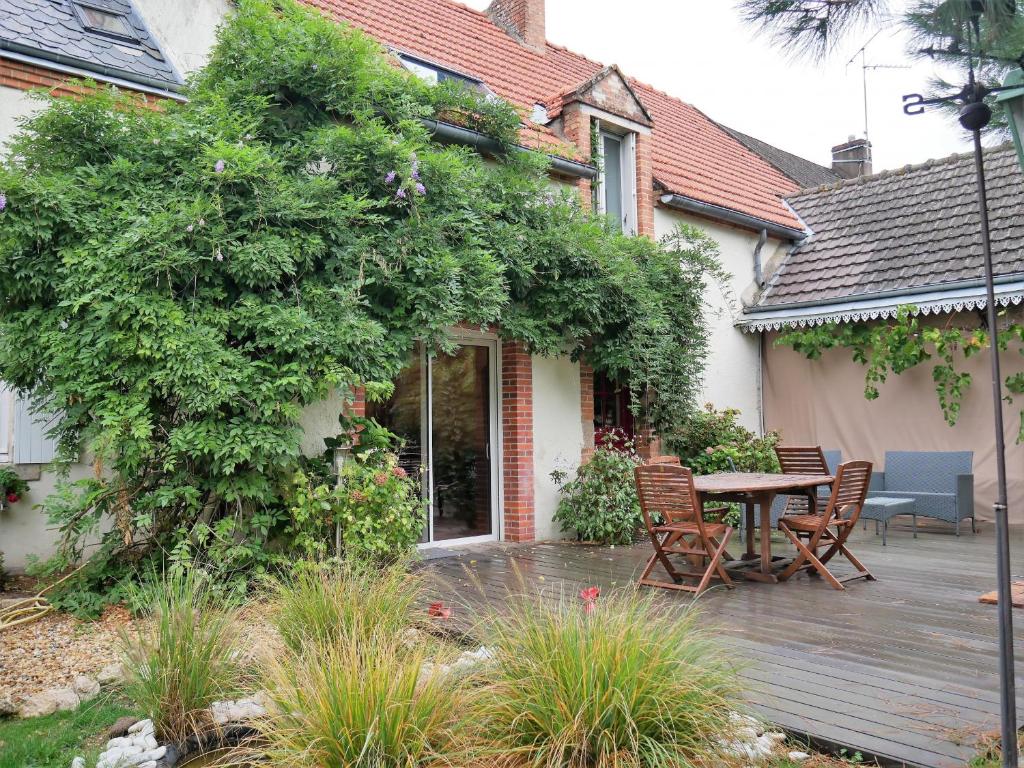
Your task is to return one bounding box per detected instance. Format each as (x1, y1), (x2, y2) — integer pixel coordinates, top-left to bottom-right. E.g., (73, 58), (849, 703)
(579, 358), (595, 463)
(486, 0), (545, 51)
(558, 102), (593, 212)
(635, 132), (655, 238)
(501, 340), (534, 541)
(1, 56), (164, 108)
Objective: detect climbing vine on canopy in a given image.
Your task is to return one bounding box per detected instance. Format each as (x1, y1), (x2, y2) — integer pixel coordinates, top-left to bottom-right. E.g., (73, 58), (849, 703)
(0, 0), (723, 607)
(776, 305), (1024, 438)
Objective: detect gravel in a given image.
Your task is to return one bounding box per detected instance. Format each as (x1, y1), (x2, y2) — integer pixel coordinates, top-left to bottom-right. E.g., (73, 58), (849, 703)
(0, 605), (135, 703)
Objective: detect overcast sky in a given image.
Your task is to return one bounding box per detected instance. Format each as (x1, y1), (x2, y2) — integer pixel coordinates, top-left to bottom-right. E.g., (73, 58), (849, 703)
(464, 0), (988, 171)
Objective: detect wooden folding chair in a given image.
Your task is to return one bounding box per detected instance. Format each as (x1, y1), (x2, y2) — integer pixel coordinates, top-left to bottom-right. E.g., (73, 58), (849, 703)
(634, 464), (734, 596)
(775, 445), (831, 515)
(777, 460), (875, 590)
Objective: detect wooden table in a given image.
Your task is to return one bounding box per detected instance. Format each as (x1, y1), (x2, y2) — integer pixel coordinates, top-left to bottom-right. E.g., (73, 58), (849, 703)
(693, 472), (834, 583)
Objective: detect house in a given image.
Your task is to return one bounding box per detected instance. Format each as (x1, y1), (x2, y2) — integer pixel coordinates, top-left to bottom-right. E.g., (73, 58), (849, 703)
(742, 144), (1024, 524)
(0, 0), (841, 567)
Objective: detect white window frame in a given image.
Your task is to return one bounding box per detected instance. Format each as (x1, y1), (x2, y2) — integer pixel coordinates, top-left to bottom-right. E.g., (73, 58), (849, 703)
(0, 385), (12, 464)
(596, 123), (638, 236)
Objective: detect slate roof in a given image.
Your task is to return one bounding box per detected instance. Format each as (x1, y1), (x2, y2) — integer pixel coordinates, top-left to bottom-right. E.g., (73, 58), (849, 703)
(0, 0), (182, 91)
(303, 0), (804, 231)
(718, 125), (840, 189)
(755, 144), (1024, 308)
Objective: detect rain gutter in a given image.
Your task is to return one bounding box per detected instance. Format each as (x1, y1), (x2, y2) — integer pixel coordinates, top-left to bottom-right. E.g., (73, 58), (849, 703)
(422, 119), (598, 180)
(659, 193), (807, 242)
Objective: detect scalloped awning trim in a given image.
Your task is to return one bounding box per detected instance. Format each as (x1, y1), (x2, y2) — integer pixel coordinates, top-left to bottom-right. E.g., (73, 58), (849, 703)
(738, 281), (1024, 333)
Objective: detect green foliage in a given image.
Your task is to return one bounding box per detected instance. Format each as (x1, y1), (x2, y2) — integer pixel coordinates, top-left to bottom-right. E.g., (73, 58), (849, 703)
(334, 452), (425, 562)
(258, 631), (475, 768)
(119, 569), (244, 743)
(474, 588), (739, 768)
(271, 558), (422, 654)
(0, 695), (138, 768)
(0, 0), (721, 600)
(551, 431), (643, 545)
(668, 404), (781, 475)
(776, 305), (1024, 439)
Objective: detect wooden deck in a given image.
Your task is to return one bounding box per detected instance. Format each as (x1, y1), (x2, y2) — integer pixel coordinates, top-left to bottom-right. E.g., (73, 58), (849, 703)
(423, 522), (1024, 768)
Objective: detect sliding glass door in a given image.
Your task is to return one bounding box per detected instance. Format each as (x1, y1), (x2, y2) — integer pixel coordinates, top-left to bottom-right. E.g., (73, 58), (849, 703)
(366, 340), (498, 545)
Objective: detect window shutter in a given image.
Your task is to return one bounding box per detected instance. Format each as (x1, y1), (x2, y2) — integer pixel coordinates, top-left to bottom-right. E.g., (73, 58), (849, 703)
(0, 386), (12, 463)
(13, 394), (58, 464)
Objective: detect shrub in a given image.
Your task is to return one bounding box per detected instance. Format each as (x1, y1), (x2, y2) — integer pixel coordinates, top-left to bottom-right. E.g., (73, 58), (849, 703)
(119, 570), (243, 744)
(256, 632), (474, 767)
(473, 587), (739, 767)
(551, 430), (642, 545)
(334, 452), (425, 562)
(271, 558), (422, 654)
(668, 404), (780, 475)
(0, 467), (28, 505)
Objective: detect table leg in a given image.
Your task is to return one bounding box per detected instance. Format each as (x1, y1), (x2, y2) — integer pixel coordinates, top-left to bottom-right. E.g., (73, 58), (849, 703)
(759, 492), (774, 576)
(744, 502), (756, 560)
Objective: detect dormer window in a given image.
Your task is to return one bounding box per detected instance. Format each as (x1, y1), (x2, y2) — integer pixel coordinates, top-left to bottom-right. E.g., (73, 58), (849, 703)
(73, 3), (137, 42)
(597, 126), (637, 235)
(399, 54), (485, 91)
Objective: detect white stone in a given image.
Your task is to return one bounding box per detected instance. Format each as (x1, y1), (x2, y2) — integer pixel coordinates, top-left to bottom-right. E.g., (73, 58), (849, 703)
(72, 675), (101, 701)
(788, 751), (811, 762)
(105, 737), (133, 749)
(70, 758), (85, 768)
(18, 687), (79, 718)
(97, 662), (127, 687)
(127, 718), (153, 734)
(137, 762), (158, 768)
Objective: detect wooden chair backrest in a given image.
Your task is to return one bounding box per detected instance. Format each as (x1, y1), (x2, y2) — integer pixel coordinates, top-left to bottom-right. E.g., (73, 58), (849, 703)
(647, 455), (681, 466)
(824, 460), (873, 523)
(634, 464), (706, 534)
(775, 445), (830, 476)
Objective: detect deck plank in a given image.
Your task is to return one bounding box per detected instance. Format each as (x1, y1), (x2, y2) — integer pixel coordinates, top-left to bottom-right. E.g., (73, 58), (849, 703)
(423, 525), (1024, 768)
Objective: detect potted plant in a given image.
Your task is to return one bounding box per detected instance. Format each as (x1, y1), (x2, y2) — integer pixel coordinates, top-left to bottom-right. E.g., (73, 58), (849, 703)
(0, 467), (28, 508)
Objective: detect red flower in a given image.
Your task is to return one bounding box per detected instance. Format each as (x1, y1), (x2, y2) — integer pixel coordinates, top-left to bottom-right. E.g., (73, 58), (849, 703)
(5, 493), (19, 504)
(373, 472), (389, 486)
(427, 601), (452, 620)
(392, 466), (408, 479)
(579, 586), (600, 602)
(584, 601), (597, 615)
(349, 490), (366, 503)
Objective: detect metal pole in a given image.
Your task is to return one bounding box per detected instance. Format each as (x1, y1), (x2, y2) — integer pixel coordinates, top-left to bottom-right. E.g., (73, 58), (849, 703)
(971, 128), (1019, 768)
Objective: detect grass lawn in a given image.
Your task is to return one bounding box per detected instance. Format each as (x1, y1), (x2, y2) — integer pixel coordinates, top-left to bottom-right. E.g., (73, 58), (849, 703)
(0, 694), (138, 768)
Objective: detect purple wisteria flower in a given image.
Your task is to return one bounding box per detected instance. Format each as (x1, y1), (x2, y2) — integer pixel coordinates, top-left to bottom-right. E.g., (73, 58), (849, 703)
(410, 159), (420, 180)
(186, 224), (194, 233)
(215, 248), (224, 262)
(0, 193), (6, 212)
(415, 183), (426, 196)
(385, 170), (397, 185)
(395, 188), (407, 200)
(411, 168), (420, 181)
(214, 159), (226, 173)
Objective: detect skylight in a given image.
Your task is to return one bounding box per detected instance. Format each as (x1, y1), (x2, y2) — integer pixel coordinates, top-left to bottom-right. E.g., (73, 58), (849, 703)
(398, 54), (485, 91)
(74, 3), (136, 41)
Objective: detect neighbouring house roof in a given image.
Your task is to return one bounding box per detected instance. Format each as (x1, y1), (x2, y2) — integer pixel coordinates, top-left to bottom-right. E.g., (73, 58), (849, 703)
(303, 0), (804, 232)
(742, 144), (1024, 331)
(718, 125), (841, 189)
(0, 0), (182, 93)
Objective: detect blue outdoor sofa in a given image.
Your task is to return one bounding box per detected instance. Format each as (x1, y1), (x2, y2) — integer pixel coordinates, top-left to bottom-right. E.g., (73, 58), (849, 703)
(867, 451), (975, 535)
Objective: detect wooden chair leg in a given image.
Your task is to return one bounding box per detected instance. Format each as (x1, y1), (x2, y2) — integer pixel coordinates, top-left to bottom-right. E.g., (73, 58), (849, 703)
(641, 530), (684, 585)
(711, 529), (735, 589)
(779, 526), (845, 590)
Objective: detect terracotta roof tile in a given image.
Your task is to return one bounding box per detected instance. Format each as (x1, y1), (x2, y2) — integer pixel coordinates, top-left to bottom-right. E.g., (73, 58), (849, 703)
(303, 0), (802, 230)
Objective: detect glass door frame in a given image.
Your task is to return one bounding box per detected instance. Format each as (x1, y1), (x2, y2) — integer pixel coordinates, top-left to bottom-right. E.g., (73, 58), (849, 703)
(419, 329), (502, 548)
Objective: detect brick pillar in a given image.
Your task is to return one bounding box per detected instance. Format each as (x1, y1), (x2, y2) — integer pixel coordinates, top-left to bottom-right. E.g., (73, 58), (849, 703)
(559, 102), (593, 212)
(635, 132), (656, 239)
(501, 341), (534, 542)
(579, 358), (595, 463)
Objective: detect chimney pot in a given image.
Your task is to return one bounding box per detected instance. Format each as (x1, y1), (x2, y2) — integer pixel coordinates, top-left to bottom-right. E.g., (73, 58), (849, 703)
(487, 0), (545, 52)
(832, 136), (873, 179)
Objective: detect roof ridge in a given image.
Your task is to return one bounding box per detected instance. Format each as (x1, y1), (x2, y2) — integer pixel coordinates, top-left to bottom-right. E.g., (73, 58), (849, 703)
(792, 141), (1017, 197)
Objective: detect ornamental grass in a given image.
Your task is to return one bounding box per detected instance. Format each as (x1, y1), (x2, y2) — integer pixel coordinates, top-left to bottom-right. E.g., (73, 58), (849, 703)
(256, 630), (476, 768)
(269, 557), (423, 655)
(471, 587), (739, 768)
(119, 569), (244, 744)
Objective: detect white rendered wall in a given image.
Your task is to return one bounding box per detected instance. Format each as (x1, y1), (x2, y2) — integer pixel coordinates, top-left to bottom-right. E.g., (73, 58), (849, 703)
(654, 206), (788, 434)
(0, 85), (40, 150)
(532, 354), (584, 540)
(132, 0), (232, 76)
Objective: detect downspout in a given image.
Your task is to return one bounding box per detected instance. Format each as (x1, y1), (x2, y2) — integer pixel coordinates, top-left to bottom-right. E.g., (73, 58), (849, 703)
(753, 228), (768, 289)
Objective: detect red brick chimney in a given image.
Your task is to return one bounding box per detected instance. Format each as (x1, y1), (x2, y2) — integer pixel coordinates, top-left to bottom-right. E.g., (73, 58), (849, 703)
(486, 0), (546, 52)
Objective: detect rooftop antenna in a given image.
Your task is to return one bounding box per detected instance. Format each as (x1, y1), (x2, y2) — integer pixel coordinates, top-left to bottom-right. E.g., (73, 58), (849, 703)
(847, 29), (910, 141)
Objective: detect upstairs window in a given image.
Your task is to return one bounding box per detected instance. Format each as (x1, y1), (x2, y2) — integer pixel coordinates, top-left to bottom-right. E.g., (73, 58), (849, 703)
(74, 3), (137, 42)
(597, 129), (637, 235)
(399, 54), (486, 92)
